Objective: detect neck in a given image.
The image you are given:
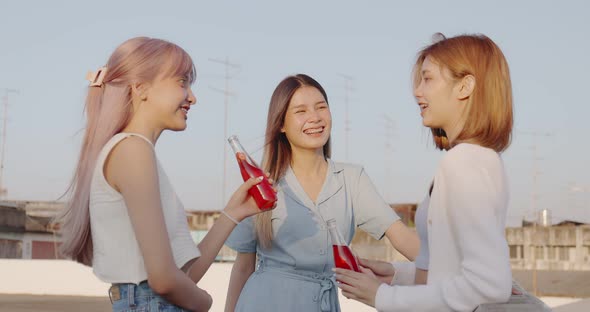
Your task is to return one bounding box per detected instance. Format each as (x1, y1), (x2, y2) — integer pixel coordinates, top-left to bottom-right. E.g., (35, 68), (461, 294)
(290, 146), (327, 177)
(443, 117), (466, 147)
(121, 116), (162, 145)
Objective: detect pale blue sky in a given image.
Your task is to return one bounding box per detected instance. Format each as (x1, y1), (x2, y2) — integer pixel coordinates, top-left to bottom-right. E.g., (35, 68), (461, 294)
(1, 0), (588, 226)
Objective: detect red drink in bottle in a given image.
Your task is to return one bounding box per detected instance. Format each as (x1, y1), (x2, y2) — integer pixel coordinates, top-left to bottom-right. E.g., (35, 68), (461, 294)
(228, 135), (277, 210)
(332, 245), (361, 272)
(327, 219), (361, 272)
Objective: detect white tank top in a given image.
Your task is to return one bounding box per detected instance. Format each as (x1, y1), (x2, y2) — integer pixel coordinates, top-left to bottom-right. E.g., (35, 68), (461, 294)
(89, 132), (200, 284)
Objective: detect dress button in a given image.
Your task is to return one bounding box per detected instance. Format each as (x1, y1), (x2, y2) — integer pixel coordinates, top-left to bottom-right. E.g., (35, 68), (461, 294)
(320, 249), (326, 255)
(428, 219), (432, 225)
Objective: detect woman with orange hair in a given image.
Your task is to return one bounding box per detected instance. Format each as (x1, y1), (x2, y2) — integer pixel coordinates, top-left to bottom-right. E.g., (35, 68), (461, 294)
(334, 33), (514, 311)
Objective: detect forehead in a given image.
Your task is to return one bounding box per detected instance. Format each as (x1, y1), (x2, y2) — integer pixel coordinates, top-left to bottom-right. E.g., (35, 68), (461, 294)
(421, 56), (440, 72)
(289, 86), (326, 107)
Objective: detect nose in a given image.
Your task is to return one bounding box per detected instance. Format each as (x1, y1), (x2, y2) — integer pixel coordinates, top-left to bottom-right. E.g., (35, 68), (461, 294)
(187, 88), (196, 105)
(413, 82), (423, 99)
(309, 108), (322, 123)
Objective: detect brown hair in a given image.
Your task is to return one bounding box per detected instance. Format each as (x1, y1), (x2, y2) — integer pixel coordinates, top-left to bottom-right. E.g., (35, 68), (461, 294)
(256, 74), (331, 248)
(413, 33), (513, 152)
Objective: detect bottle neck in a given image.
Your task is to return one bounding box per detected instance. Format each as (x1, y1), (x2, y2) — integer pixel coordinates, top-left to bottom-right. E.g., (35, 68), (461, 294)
(228, 137), (244, 154)
(327, 221), (345, 245)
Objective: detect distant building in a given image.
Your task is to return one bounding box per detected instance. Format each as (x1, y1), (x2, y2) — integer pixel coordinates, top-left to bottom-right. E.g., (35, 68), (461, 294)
(184, 203), (418, 263)
(0, 201), (64, 259)
(185, 210), (235, 261)
(6, 199), (588, 273)
(506, 223), (590, 271)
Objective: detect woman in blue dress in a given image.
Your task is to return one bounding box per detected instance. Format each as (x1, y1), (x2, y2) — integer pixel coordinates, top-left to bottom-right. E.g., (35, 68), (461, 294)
(224, 74), (419, 312)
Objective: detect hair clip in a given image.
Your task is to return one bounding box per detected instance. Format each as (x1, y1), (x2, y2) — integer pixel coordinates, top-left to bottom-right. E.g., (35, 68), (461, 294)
(86, 66), (108, 87)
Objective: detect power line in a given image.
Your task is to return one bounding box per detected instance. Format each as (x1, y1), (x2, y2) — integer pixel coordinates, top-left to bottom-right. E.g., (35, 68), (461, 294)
(0, 88), (19, 199)
(209, 57), (240, 208)
(382, 114), (396, 202)
(337, 74), (354, 161)
(518, 130), (552, 296)
(518, 130), (553, 221)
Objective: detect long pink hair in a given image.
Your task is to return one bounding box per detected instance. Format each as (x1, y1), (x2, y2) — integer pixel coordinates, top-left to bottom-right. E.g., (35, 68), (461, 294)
(57, 37), (196, 265)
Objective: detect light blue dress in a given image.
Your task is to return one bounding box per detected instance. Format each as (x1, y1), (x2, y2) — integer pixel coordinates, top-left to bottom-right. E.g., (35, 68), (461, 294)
(226, 159), (400, 312)
(414, 194), (430, 271)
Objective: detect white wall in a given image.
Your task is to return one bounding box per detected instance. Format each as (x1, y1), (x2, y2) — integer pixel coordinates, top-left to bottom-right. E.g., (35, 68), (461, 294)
(0, 259), (374, 312)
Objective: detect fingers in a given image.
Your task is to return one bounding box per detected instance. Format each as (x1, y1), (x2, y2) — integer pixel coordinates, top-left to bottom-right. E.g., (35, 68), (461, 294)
(242, 176), (264, 189)
(340, 288), (363, 303)
(512, 287), (522, 295)
(334, 272), (359, 286)
(341, 290), (357, 300)
(333, 268), (360, 278)
(360, 267), (373, 275)
(358, 258), (377, 269)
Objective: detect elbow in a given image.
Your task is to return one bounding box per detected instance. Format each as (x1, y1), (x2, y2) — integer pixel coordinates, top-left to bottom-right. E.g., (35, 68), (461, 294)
(233, 253), (256, 276)
(234, 262), (255, 276)
(487, 284), (511, 304)
(484, 275), (512, 304)
(148, 272), (177, 295)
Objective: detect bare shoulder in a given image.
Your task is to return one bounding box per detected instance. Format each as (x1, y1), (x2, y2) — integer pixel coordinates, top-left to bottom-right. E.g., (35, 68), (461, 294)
(105, 136), (157, 190)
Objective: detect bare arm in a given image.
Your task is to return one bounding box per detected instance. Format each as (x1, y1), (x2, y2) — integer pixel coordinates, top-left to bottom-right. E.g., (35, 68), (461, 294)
(384, 220), (420, 261)
(224, 252), (256, 312)
(415, 268), (428, 285)
(107, 137), (211, 311)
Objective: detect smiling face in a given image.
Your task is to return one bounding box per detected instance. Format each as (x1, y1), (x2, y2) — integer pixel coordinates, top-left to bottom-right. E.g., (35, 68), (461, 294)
(142, 75), (196, 132)
(281, 86), (332, 154)
(413, 56), (464, 131)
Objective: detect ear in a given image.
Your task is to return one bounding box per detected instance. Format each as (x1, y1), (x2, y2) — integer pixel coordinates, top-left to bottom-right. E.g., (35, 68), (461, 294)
(457, 75), (475, 100)
(280, 126), (286, 133)
(131, 82), (149, 101)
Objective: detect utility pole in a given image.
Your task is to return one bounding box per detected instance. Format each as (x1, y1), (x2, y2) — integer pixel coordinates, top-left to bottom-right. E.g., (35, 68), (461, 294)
(383, 114), (396, 202)
(519, 130), (552, 296)
(0, 89), (19, 199)
(209, 57), (240, 208)
(338, 74), (354, 161)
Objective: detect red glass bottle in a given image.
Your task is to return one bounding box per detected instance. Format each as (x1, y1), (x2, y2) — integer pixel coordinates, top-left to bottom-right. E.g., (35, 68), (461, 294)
(327, 219), (361, 272)
(228, 135), (277, 210)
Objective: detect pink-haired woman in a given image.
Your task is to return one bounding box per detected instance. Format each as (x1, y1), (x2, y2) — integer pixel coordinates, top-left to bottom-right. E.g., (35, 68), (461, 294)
(58, 37), (275, 312)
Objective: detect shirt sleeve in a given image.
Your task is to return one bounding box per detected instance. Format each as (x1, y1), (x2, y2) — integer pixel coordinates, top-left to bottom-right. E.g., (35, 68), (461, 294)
(352, 167), (400, 240)
(390, 261), (416, 286)
(225, 215), (257, 253)
(414, 235), (429, 270)
(414, 198), (430, 271)
(374, 154), (512, 311)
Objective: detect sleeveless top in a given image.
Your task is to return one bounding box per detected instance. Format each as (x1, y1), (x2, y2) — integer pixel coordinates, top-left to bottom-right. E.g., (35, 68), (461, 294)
(89, 132), (200, 284)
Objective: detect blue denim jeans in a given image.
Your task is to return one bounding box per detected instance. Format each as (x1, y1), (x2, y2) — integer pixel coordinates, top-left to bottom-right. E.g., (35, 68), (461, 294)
(109, 281), (189, 312)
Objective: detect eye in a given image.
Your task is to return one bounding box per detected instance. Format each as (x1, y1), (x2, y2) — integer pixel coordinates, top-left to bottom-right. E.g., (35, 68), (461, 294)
(179, 78), (190, 87)
(295, 110), (305, 114)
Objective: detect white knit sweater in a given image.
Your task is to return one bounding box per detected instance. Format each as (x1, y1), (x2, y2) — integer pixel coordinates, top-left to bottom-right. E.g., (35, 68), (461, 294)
(375, 143), (512, 311)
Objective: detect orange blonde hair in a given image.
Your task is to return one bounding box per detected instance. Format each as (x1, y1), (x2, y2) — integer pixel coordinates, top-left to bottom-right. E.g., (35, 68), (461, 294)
(413, 34), (513, 152)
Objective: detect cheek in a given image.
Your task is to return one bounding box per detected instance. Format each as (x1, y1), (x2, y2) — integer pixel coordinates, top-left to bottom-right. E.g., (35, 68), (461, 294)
(324, 116), (332, 129)
(282, 117), (299, 135)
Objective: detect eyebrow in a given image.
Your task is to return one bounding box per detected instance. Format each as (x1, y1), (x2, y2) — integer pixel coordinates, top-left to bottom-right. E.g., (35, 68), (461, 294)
(291, 101), (327, 109)
(291, 104), (306, 110)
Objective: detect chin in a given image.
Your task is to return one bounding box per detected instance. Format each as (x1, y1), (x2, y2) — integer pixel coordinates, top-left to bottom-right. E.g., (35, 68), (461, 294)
(422, 118), (435, 128)
(170, 123), (187, 132)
